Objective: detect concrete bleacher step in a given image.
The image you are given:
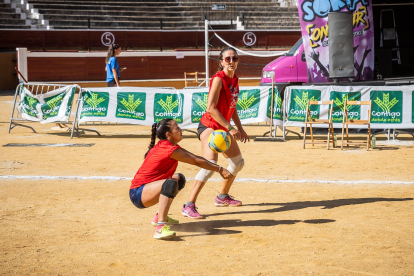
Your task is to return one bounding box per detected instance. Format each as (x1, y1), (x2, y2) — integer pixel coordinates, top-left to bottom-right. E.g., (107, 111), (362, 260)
(44, 14), (201, 22)
(49, 18), (204, 28)
(0, 11), (22, 19)
(0, 3), (15, 12)
(0, 23), (30, 28)
(31, 4), (197, 12)
(36, 8), (200, 17)
(0, 17), (27, 25)
(30, 0), (178, 5)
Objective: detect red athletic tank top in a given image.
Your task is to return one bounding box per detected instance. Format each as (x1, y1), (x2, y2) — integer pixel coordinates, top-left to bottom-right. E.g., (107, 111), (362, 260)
(130, 140), (181, 189)
(200, 70), (239, 131)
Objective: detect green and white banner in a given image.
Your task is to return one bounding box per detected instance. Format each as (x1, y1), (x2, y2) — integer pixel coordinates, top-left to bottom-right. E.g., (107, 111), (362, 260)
(285, 85), (414, 129)
(17, 84), (76, 124)
(78, 87), (283, 129)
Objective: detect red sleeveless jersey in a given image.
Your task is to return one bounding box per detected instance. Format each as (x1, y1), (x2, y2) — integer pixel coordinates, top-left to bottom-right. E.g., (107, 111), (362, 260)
(130, 140), (181, 189)
(200, 70), (239, 131)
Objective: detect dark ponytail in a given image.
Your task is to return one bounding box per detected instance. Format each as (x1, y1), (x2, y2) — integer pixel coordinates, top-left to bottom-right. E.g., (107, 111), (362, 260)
(144, 118), (174, 158)
(217, 47), (238, 73)
(105, 43), (120, 65)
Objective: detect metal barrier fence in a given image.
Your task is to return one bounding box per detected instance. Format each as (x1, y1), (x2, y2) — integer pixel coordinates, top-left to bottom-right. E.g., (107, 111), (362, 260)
(8, 83), (99, 139)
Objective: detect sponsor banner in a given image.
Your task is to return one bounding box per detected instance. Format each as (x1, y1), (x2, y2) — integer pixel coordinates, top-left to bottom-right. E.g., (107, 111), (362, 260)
(288, 89), (321, 121)
(285, 85), (414, 129)
(80, 91), (109, 118)
(329, 91), (361, 123)
(236, 89), (260, 120)
(191, 92), (208, 123)
(116, 92), (146, 121)
(297, 0), (374, 83)
(154, 93), (184, 123)
(17, 84), (76, 123)
(78, 86), (284, 128)
(266, 88), (283, 121)
(370, 90), (403, 124)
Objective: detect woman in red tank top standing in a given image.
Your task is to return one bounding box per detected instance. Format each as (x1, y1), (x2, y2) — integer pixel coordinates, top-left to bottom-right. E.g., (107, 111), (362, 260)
(181, 47), (250, 219)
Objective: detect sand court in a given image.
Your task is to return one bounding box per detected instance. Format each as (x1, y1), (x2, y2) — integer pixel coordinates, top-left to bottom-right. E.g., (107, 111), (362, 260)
(1, 93), (414, 275)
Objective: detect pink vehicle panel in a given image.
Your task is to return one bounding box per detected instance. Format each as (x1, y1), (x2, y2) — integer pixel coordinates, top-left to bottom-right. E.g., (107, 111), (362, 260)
(260, 39), (309, 85)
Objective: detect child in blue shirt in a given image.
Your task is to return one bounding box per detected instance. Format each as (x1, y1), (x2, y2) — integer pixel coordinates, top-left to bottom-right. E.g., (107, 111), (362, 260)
(105, 44), (125, 87)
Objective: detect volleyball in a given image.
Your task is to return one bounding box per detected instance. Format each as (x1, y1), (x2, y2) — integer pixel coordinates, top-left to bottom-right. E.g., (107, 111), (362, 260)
(208, 130), (231, 153)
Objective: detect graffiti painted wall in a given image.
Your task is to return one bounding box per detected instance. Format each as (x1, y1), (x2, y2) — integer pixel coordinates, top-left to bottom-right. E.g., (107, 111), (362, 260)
(298, 0), (374, 83)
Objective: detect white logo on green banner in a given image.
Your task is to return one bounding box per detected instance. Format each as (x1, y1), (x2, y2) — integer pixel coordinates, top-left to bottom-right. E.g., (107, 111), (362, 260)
(22, 94), (40, 117)
(41, 92), (65, 120)
(153, 93), (184, 123)
(236, 89), (260, 119)
(81, 91), (109, 118)
(191, 92), (208, 123)
(266, 88), (283, 120)
(116, 92), (146, 120)
(288, 89), (321, 121)
(370, 91), (403, 124)
(329, 91), (361, 123)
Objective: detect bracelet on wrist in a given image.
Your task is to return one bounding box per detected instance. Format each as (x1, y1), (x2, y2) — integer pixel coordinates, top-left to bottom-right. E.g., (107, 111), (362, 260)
(218, 166), (222, 173)
(228, 125), (235, 132)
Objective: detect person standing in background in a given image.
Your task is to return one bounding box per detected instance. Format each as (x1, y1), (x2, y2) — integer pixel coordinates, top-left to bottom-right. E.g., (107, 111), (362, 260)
(105, 44), (126, 87)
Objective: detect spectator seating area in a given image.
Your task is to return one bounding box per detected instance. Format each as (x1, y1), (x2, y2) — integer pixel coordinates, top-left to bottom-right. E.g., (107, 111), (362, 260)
(0, 0), (300, 30)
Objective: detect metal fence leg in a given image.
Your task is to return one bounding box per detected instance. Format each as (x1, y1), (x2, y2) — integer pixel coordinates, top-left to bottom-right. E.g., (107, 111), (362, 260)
(8, 84), (21, 133)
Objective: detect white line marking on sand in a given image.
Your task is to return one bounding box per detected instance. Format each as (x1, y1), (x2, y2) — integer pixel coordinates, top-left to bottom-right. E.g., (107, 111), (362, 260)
(0, 175), (413, 185)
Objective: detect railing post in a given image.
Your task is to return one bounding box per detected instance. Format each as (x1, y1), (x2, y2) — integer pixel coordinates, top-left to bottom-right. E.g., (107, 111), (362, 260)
(160, 19), (162, 30)
(88, 18), (90, 29)
(205, 19), (209, 88)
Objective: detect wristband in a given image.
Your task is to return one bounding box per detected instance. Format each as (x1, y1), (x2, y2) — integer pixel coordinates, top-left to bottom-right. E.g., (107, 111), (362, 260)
(228, 125), (234, 132)
(218, 166), (223, 173)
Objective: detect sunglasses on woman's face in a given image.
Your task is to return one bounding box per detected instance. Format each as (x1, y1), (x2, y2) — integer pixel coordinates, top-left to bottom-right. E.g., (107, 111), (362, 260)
(223, 56), (239, 63)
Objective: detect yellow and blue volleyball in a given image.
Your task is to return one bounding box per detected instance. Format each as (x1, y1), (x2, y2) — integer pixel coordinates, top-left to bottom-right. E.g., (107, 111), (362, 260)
(208, 130), (231, 153)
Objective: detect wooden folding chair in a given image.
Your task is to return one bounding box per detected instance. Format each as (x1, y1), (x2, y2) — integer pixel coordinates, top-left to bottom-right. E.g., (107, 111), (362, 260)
(341, 100), (372, 150)
(303, 100), (335, 149)
(184, 72), (206, 87)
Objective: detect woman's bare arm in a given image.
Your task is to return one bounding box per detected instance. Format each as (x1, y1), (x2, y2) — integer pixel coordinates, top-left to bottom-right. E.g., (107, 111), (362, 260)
(170, 148), (232, 179)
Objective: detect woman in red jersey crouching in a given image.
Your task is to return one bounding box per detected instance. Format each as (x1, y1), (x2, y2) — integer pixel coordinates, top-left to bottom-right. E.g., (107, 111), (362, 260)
(130, 118), (232, 240)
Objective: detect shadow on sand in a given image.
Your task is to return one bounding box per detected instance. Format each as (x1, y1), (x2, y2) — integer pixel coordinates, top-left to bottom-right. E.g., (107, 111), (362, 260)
(170, 197), (412, 238)
(205, 197), (413, 218)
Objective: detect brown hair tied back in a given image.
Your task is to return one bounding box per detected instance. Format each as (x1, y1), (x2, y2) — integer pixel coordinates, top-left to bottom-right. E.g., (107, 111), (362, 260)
(105, 43), (120, 64)
(217, 47), (238, 73)
(144, 118), (174, 158)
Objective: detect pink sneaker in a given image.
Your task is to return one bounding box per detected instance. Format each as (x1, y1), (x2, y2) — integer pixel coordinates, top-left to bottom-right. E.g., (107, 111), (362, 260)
(215, 195), (242, 207)
(181, 204), (202, 219)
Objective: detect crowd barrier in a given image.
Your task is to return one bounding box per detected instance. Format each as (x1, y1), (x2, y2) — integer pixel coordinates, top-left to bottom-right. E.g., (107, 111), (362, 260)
(9, 83), (283, 139)
(284, 85), (414, 129)
(8, 83), (414, 140)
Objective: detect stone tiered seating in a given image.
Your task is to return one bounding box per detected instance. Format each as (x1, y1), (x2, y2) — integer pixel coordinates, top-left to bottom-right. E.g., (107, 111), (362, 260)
(181, 0), (300, 30)
(238, 6), (300, 29)
(0, 0), (301, 30)
(0, 3), (30, 29)
(28, 0), (204, 29)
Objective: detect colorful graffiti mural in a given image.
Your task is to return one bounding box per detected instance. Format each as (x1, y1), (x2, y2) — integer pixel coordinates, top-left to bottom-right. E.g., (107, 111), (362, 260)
(298, 0), (374, 83)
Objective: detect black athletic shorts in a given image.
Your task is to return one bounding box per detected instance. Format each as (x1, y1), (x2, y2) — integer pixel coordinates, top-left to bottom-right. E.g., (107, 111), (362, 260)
(197, 122), (208, 140)
(107, 80), (116, 87)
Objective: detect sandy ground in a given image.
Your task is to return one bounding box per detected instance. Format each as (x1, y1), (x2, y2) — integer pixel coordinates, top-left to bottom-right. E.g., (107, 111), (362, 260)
(1, 93), (414, 275)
